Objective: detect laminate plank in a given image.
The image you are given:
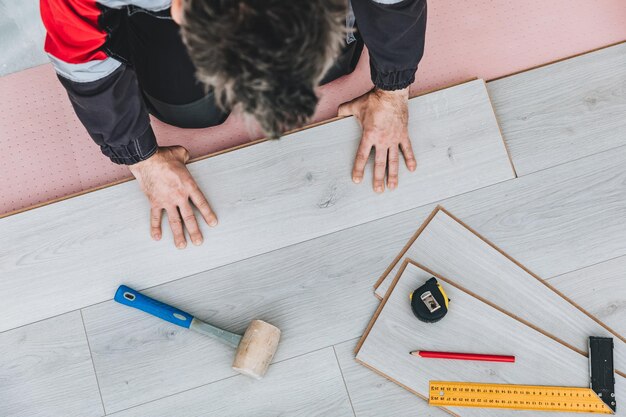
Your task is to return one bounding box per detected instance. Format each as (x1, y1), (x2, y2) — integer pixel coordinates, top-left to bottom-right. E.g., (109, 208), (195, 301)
(373, 208), (626, 375)
(358, 261), (626, 417)
(488, 42), (626, 176)
(0, 79), (513, 333)
(546, 254), (626, 335)
(106, 348), (354, 417)
(334, 340), (450, 417)
(0, 311), (104, 417)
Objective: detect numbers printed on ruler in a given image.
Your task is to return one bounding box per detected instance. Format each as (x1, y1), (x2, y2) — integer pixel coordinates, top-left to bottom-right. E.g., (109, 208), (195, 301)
(429, 381), (614, 414)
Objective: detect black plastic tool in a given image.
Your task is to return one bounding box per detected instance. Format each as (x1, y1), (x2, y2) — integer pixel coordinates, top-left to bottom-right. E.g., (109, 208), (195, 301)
(589, 336), (616, 412)
(410, 277), (449, 323)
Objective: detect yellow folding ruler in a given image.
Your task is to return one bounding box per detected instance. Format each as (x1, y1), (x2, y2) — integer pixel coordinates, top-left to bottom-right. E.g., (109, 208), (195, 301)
(429, 381), (614, 414)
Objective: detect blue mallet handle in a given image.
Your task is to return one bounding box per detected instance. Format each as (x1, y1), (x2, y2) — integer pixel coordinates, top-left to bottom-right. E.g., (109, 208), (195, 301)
(114, 285), (194, 329)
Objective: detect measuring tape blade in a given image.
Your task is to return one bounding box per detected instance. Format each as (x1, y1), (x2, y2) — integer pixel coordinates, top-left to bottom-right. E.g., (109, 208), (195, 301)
(429, 381), (614, 414)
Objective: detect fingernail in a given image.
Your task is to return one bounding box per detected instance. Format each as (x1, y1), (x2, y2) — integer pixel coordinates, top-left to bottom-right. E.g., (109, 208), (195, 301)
(193, 238), (203, 246)
(153, 234), (161, 241)
(409, 165), (416, 172)
(389, 183), (396, 190)
(209, 218), (218, 227)
(353, 176), (362, 184)
(375, 186), (383, 193)
(177, 242), (186, 249)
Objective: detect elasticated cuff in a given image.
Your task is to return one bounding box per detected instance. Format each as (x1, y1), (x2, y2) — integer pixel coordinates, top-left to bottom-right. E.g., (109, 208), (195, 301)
(102, 126), (158, 165)
(370, 65), (417, 91)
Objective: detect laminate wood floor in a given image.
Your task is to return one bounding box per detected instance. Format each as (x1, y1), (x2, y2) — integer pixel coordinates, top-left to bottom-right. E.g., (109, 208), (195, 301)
(2, 45), (626, 417)
(0, 79), (513, 334)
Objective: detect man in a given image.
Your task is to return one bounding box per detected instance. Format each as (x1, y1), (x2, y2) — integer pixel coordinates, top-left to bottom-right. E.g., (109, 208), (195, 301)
(41, 0), (427, 248)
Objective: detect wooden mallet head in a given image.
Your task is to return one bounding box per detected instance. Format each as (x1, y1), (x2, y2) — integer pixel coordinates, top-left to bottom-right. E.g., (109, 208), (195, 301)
(232, 320), (281, 379)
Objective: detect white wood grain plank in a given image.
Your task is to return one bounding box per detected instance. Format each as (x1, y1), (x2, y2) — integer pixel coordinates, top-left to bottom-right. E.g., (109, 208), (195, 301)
(334, 340), (450, 417)
(546, 254), (626, 336)
(375, 143), (626, 299)
(0, 79), (513, 333)
(374, 209), (626, 375)
(358, 262), (625, 417)
(488, 42), (626, 176)
(105, 348), (354, 417)
(0, 311), (104, 417)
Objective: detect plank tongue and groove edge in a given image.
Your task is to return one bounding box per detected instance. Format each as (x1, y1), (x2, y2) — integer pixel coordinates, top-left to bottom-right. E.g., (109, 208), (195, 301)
(373, 207), (626, 377)
(0, 79), (514, 333)
(356, 261), (626, 417)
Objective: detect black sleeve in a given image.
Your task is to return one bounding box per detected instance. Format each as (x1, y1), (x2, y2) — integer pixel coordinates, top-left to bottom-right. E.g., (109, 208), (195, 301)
(351, 0), (427, 90)
(58, 64), (158, 165)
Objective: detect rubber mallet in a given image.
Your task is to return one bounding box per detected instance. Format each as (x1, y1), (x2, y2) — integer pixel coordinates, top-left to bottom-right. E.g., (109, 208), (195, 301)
(114, 285), (281, 379)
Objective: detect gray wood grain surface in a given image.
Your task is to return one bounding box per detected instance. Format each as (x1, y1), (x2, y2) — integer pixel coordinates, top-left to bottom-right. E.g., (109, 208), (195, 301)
(0, 79), (513, 333)
(546, 254), (626, 336)
(374, 209), (626, 375)
(0, 311), (104, 417)
(358, 262), (625, 417)
(83, 142), (626, 412)
(334, 340), (450, 417)
(488, 42), (626, 176)
(80, 215), (405, 412)
(106, 348), (354, 417)
(375, 143), (626, 299)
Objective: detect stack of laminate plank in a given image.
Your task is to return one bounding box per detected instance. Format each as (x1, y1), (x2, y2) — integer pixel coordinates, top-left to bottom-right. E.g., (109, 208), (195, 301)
(355, 206), (625, 415)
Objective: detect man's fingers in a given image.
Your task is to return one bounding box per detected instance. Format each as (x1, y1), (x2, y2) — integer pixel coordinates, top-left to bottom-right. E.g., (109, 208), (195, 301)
(352, 140), (372, 184)
(190, 189), (218, 227)
(166, 207), (187, 249)
(400, 137), (417, 172)
(373, 147), (387, 193)
(387, 146), (400, 190)
(179, 202), (203, 246)
(150, 207), (163, 241)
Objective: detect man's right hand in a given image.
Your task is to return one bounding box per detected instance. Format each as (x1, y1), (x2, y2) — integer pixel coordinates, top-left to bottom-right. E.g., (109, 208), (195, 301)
(129, 146), (218, 249)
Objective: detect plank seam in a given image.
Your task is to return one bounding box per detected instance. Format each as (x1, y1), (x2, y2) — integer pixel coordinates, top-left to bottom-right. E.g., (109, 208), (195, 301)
(482, 80), (518, 178)
(80, 309), (108, 416)
(332, 345), (359, 417)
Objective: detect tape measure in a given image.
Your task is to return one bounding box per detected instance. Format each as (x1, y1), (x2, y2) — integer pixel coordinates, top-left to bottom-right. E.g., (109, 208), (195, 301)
(429, 381), (614, 414)
(410, 277), (449, 322)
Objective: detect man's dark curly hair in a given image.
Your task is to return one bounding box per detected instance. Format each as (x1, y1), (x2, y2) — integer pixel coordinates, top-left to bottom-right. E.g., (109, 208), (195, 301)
(180, 0), (346, 138)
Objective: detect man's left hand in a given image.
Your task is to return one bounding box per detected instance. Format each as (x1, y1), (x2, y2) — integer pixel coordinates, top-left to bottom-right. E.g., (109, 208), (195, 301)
(338, 87), (417, 192)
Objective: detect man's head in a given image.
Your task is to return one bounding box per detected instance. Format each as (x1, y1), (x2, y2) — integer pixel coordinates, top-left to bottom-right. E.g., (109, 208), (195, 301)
(171, 0), (346, 138)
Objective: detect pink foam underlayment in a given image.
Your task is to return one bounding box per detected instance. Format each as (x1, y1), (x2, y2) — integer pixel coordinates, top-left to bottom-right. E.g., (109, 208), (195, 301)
(1, 0), (626, 216)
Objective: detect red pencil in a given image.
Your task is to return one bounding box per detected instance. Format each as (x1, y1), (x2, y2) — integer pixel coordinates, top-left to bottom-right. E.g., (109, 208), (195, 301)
(410, 350), (515, 363)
